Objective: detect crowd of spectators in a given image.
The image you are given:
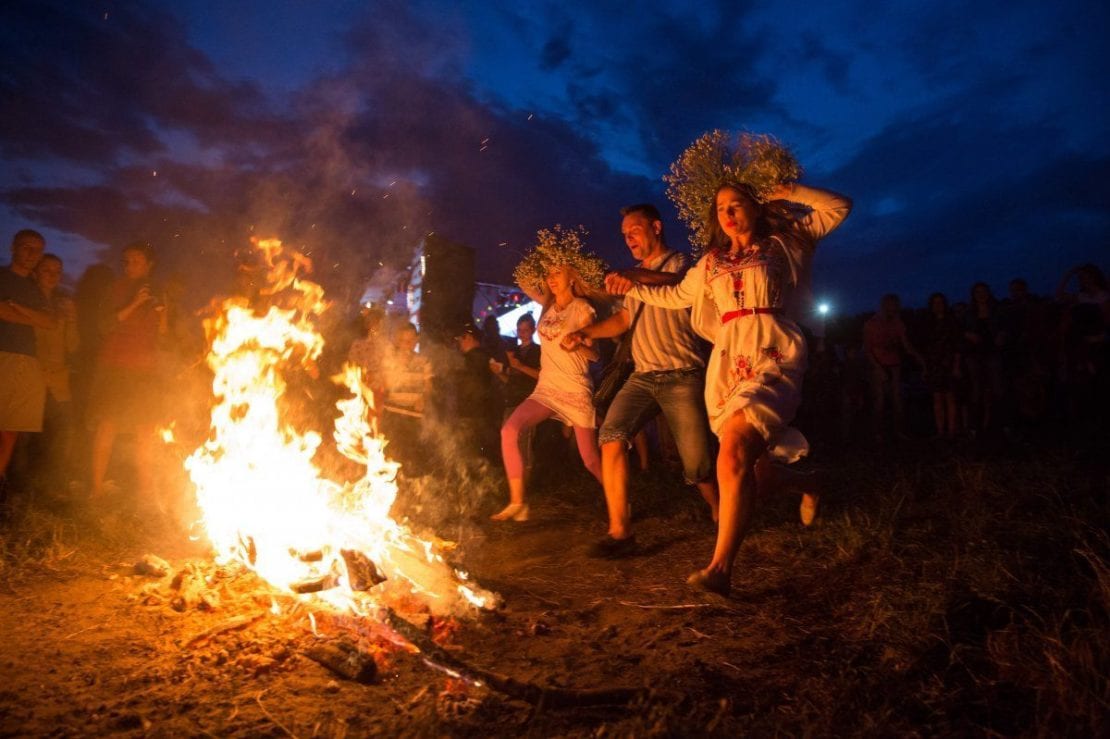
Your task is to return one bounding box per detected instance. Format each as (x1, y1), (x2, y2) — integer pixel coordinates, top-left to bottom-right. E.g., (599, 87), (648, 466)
(802, 268), (1110, 450)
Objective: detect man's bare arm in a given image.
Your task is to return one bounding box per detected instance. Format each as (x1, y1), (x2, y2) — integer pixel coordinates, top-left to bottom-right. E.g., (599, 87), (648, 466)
(0, 300), (56, 329)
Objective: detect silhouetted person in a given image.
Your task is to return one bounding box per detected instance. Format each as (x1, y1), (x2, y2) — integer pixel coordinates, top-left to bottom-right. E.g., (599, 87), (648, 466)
(0, 230), (53, 500)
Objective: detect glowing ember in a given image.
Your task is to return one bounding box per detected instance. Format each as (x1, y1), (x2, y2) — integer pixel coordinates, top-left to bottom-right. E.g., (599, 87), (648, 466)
(185, 238), (494, 615)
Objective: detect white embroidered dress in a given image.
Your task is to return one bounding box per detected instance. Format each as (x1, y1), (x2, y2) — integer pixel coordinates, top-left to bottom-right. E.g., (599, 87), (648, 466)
(627, 185), (851, 461)
(529, 297), (598, 428)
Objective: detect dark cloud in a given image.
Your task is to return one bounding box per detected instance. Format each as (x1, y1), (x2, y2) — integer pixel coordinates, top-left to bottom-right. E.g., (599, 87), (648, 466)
(1, 0), (1105, 317)
(540, 34), (572, 71)
(0, 0), (653, 304)
(814, 86), (1110, 308)
(0, 1), (290, 166)
(798, 33), (853, 94)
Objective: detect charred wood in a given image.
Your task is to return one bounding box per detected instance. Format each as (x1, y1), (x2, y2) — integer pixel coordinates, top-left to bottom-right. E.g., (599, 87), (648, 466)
(304, 639), (378, 684)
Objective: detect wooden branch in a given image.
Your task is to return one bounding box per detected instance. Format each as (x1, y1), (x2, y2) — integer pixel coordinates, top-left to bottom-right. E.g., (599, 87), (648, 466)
(184, 612), (266, 649)
(382, 608), (645, 708)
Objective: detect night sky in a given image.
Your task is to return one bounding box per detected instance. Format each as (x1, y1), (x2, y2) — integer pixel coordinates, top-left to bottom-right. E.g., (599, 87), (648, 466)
(2, 0), (1107, 314)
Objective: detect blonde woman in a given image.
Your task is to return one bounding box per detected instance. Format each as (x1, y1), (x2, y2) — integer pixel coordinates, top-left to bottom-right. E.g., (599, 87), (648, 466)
(493, 228), (607, 522)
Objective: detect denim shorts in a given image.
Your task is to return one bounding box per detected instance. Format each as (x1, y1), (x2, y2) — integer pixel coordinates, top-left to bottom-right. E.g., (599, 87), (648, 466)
(598, 367), (712, 484)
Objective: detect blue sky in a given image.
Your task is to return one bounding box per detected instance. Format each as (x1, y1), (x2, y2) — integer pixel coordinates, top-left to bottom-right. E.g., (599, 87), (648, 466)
(1, 0), (1107, 313)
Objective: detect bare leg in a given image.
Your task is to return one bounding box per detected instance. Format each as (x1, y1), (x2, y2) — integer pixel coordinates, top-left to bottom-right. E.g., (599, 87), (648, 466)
(572, 426), (603, 485)
(0, 430), (17, 478)
(697, 480), (720, 522)
(600, 440), (631, 539)
(944, 391), (959, 437)
(494, 400), (552, 520)
(932, 392), (945, 437)
(692, 412), (765, 594)
(134, 426), (156, 502)
(890, 365), (905, 437)
(632, 431), (649, 471)
(90, 420), (116, 498)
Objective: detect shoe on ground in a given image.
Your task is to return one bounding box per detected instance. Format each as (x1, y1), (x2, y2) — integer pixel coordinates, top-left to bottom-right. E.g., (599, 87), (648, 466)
(587, 535), (637, 559)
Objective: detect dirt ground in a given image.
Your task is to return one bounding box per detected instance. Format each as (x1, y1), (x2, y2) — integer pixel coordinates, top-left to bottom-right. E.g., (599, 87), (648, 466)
(1, 440), (1107, 737)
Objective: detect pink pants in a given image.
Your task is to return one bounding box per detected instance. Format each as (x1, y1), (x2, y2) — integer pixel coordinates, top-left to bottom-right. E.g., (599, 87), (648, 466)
(501, 399), (602, 483)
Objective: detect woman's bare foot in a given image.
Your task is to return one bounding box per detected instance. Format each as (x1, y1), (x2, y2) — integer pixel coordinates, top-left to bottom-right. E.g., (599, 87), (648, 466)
(686, 568), (730, 597)
(490, 503), (529, 522)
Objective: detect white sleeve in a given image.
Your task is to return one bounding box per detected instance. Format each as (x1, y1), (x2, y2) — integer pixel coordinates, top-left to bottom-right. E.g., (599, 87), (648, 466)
(783, 185), (852, 243)
(626, 255), (703, 309)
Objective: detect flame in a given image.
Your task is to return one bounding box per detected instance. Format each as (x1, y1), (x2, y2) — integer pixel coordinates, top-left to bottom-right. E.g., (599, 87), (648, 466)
(185, 238), (494, 615)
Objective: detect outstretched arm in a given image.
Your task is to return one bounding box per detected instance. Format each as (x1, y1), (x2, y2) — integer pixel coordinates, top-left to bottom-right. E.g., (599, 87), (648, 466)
(0, 300), (55, 329)
(622, 257), (702, 310)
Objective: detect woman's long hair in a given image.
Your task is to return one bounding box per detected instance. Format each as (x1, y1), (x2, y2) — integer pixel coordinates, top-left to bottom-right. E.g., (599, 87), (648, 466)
(702, 182), (794, 255)
(545, 264), (618, 319)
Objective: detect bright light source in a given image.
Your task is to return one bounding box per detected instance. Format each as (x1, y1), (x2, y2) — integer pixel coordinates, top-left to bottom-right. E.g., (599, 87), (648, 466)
(817, 302), (830, 316)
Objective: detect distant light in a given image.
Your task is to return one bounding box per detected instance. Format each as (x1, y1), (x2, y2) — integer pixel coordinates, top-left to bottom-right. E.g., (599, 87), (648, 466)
(817, 302), (830, 316)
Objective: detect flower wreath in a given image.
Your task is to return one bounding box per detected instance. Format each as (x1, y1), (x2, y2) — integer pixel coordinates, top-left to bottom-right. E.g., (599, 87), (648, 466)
(664, 131), (802, 251)
(512, 225), (607, 293)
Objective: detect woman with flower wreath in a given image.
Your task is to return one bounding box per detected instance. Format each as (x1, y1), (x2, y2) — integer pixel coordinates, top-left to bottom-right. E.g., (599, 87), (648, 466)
(612, 132), (852, 594)
(492, 226), (607, 522)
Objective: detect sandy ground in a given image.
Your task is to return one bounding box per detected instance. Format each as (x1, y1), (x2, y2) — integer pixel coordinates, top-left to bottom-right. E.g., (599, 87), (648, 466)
(2, 440), (1106, 737)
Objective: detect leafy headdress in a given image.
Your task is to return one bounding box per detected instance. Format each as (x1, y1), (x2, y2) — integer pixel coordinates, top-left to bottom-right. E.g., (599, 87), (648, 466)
(512, 225), (607, 294)
(664, 131), (802, 252)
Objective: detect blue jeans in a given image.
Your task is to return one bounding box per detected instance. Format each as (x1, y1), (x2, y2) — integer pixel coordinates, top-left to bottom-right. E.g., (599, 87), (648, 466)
(598, 368), (713, 484)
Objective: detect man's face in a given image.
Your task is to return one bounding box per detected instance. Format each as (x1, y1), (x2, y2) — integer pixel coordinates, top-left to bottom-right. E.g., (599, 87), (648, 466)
(621, 213), (662, 262)
(516, 320), (534, 343)
(10, 235), (45, 275)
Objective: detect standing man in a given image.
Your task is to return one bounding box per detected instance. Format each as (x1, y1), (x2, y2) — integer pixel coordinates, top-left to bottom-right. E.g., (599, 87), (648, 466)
(0, 230), (53, 498)
(863, 293), (924, 441)
(563, 205), (718, 557)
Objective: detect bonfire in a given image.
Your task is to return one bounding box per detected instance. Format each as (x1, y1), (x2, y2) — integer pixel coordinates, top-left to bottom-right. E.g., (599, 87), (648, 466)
(184, 238), (494, 617)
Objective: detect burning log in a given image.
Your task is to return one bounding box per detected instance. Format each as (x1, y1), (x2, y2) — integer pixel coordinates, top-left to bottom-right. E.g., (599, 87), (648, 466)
(290, 574), (339, 594)
(304, 639), (378, 684)
(340, 549), (386, 591)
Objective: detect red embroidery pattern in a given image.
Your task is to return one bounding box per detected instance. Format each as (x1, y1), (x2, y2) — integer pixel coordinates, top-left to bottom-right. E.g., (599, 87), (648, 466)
(538, 309), (569, 343)
(762, 346), (784, 363)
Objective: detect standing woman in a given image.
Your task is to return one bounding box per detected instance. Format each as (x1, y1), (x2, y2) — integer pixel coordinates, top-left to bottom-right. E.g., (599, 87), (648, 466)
(923, 292), (962, 439)
(88, 242), (168, 502)
(32, 254), (79, 487)
(493, 227), (607, 522)
(616, 132), (851, 594)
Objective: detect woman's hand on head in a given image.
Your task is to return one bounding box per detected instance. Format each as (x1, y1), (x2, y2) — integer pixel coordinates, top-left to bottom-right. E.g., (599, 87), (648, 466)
(767, 182), (796, 201)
